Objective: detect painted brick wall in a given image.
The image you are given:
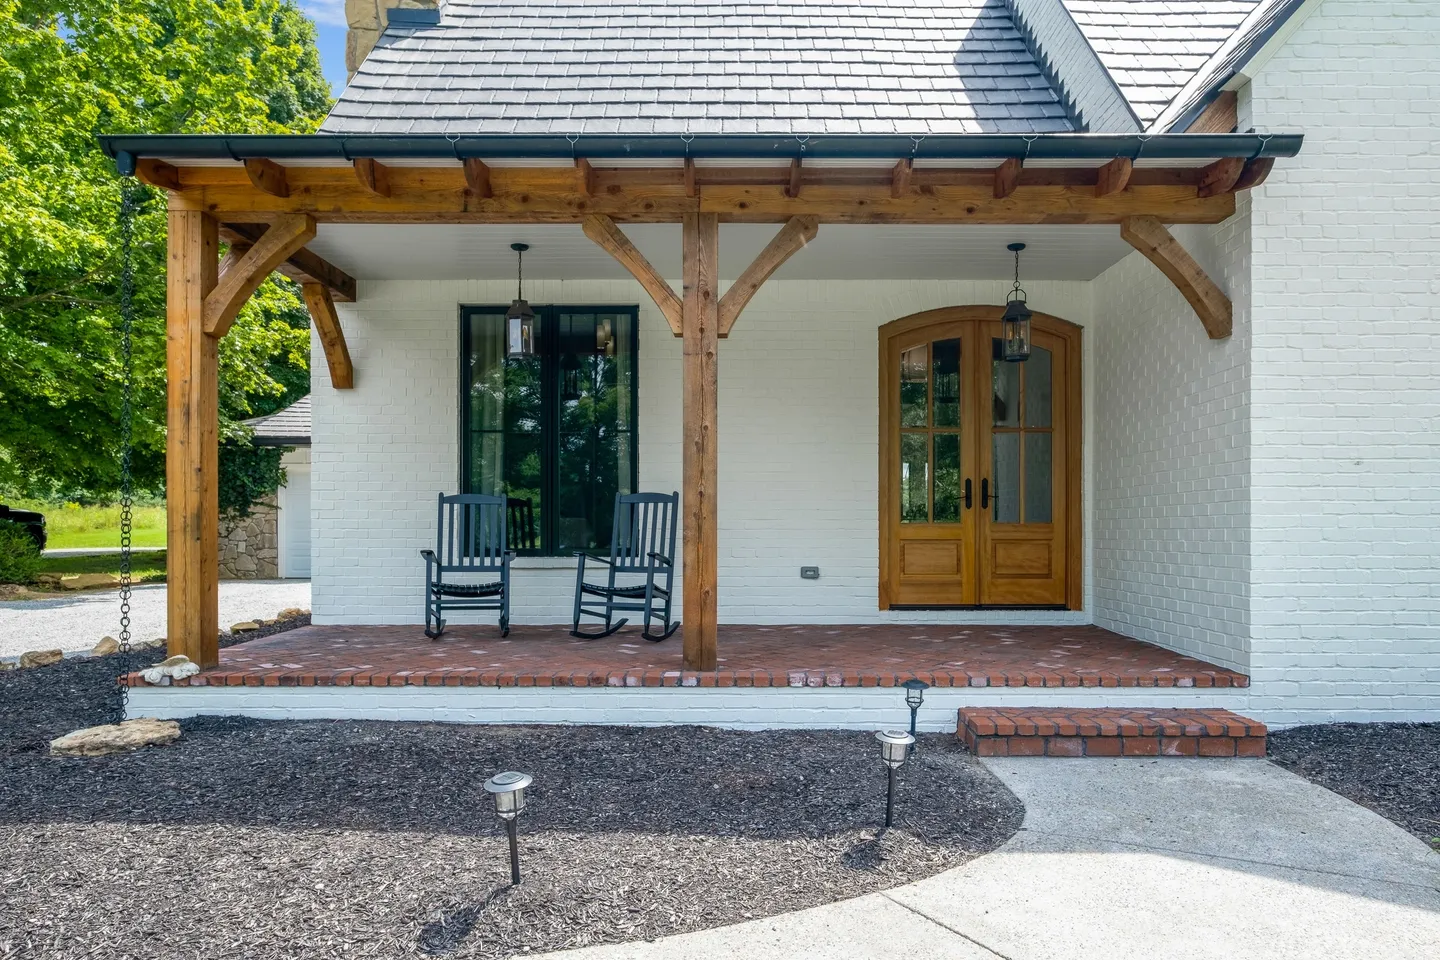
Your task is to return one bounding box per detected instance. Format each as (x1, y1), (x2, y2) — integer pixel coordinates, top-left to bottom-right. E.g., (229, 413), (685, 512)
(1242, 0), (1440, 723)
(1090, 208), (1252, 673)
(312, 277), (1096, 627)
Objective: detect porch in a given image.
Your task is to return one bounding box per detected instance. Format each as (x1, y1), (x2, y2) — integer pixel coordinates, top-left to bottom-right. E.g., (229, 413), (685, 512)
(125, 623), (1251, 731)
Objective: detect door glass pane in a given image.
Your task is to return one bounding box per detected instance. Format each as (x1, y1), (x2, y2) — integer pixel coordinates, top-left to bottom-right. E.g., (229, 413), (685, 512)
(991, 340), (1019, 427)
(932, 338), (961, 428)
(991, 432), (1020, 523)
(1024, 433), (1053, 523)
(933, 433), (961, 523)
(900, 433), (929, 523)
(900, 345), (928, 427)
(1024, 345), (1053, 428)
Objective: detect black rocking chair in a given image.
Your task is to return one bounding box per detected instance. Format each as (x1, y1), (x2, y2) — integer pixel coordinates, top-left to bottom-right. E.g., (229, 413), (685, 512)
(421, 493), (513, 639)
(572, 491), (680, 642)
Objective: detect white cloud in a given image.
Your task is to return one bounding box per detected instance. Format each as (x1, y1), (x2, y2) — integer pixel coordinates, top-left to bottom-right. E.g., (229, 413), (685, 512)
(300, 0), (348, 28)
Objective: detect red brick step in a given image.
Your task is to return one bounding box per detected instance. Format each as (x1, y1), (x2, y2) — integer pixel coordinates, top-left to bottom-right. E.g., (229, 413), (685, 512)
(958, 707), (1266, 758)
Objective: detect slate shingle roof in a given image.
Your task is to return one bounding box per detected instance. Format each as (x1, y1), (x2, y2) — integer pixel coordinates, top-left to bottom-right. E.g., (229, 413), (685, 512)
(1060, 0), (1260, 125)
(245, 395), (311, 446)
(322, 0), (1075, 136)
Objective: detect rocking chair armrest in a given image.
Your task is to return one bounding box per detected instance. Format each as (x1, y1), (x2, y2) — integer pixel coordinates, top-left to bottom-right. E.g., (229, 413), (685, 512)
(420, 549), (438, 564)
(646, 552), (674, 566)
(575, 552), (612, 566)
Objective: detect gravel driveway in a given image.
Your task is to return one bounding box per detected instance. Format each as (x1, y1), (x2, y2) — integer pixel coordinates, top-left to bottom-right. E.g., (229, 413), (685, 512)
(0, 580), (311, 658)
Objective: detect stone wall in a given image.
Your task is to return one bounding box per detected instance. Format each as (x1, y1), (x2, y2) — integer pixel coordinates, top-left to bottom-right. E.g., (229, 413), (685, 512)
(346, 0), (438, 77)
(219, 501), (278, 580)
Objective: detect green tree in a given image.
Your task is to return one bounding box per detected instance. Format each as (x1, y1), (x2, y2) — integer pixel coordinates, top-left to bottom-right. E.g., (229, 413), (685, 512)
(0, 0), (329, 497)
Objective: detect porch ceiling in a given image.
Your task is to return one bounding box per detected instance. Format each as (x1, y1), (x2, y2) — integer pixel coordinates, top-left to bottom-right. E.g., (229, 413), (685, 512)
(304, 222), (1134, 283)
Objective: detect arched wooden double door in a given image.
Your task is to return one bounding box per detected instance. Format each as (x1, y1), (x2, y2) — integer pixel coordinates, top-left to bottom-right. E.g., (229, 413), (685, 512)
(879, 307), (1082, 609)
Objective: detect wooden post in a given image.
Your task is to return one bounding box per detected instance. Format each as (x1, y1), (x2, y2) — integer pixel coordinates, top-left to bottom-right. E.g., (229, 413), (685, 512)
(681, 212), (720, 671)
(166, 209), (220, 668)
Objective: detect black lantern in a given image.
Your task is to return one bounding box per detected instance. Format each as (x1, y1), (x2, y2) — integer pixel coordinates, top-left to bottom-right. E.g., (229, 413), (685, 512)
(875, 729), (915, 829)
(506, 242), (536, 359)
(484, 770), (533, 885)
(901, 678), (929, 754)
(1001, 241), (1032, 363)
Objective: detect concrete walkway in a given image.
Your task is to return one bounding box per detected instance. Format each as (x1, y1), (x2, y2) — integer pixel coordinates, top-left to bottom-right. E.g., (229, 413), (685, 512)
(0, 580), (311, 658)
(545, 759), (1440, 960)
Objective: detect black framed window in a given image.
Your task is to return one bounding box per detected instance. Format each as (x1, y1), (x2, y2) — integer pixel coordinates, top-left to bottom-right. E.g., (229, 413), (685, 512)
(461, 305), (639, 556)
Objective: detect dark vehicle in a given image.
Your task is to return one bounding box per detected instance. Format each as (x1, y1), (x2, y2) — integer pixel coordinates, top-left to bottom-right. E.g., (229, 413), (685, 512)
(0, 504), (46, 551)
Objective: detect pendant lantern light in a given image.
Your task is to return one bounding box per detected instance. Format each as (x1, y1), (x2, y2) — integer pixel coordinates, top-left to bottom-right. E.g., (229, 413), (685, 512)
(506, 242), (536, 358)
(1001, 241), (1033, 363)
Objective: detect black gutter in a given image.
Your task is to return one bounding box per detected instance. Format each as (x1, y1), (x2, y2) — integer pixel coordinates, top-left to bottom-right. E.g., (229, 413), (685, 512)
(100, 132), (1302, 174)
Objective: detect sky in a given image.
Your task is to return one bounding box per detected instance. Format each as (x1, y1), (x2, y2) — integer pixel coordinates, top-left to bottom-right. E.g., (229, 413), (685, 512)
(299, 0), (350, 97)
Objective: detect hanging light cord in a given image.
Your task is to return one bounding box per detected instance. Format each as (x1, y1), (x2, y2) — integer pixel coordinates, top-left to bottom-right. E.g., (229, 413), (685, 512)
(516, 246), (524, 300)
(1010, 247), (1027, 301)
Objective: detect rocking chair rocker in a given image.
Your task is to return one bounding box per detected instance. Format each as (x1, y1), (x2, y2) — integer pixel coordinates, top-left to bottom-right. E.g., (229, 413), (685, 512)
(572, 492), (680, 642)
(421, 493), (514, 639)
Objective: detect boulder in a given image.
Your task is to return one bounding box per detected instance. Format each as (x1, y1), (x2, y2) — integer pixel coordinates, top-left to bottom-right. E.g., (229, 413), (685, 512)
(0, 660), (14, 671)
(277, 607), (309, 620)
(230, 621), (260, 633)
(50, 718), (181, 757)
(92, 636), (120, 657)
(19, 649), (64, 668)
(59, 573), (120, 591)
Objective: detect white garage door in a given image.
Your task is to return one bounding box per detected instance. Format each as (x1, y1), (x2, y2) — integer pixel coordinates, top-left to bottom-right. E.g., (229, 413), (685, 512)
(279, 466), (311, 579)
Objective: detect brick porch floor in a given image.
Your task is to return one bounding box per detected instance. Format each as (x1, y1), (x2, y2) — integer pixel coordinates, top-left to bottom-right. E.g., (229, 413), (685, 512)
(128, 623), (1249, 689)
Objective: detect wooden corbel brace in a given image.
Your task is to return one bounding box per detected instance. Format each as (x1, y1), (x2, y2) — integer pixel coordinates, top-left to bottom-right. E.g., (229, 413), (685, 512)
(582, 214), (683, 334)
(1120, 216), (1232, 339)
(204, 214), (317, 338)
(717, 216), (819, 336)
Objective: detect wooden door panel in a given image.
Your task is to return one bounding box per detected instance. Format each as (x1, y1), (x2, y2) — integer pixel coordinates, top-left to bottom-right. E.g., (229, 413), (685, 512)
(901, 540), (963, 577)
(990, 538), (1053, 577)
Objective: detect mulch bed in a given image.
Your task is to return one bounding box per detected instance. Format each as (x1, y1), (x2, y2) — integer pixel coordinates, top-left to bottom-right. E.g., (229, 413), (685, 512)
(1269, 722), (1440, 850)
(0, 619), (1023, 960)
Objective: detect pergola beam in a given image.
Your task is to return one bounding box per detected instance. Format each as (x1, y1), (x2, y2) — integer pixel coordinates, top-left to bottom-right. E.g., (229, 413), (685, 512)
(1120, 215), (1232, 339)
(1095, 157), (1133, 197)
(243, 158), (290, 198)
(353, 158), (392, 197)
(220, 222), (357, 302)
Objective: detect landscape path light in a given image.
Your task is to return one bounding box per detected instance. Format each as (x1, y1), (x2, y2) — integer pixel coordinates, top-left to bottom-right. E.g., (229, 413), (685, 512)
(875, 729), (915, 829)
(902, 678), (929, 754)
(484, 770), (533, 885)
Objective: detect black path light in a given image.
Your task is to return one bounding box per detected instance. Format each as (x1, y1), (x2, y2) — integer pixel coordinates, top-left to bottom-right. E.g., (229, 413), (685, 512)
(506, 242), (536, 358)
(484, 770), (533, 885)
(875, 729), (915, 829)
(902, 678), (929, 754)
(1001, 241), (1033, 362)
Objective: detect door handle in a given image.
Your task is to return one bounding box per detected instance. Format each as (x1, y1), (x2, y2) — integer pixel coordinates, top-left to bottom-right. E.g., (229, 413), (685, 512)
(981, 478), (993, 510)
(962, 478), (972, 510)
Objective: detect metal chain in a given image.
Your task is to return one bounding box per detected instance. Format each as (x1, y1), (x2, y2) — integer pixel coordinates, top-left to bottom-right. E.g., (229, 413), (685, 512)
(115, 180), (141, 723)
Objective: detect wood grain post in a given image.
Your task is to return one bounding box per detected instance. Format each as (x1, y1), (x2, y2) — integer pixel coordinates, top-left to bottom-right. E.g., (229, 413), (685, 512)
(166, 209), (221, 668)
(681, 212), (720, 671)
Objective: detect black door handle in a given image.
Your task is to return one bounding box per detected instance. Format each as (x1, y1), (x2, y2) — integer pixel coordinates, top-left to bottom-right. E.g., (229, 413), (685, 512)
(981, 478), (991, 510)
(962, 478), (972, 510)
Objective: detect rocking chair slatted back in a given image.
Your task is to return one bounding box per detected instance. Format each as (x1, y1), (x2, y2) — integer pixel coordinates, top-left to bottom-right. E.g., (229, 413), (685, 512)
(610, 492), (678, 574)
(437, 493), (508, 571)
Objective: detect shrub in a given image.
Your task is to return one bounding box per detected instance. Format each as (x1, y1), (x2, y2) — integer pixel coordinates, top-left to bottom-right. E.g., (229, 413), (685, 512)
(219, 438), (288, 523)
(0, 519), (42, 585)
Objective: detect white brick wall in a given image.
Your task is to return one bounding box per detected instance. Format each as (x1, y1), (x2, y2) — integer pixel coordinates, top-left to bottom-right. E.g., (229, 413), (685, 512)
(1233, 0), (1440, 723)
(1089, 209), (1252, 673)
(313, 276), (1097, 627)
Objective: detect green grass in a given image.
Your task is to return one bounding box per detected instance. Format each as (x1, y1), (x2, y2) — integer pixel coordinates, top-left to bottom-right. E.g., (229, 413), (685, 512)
(38, 550), (168, 583)
(7, 499), (166, 550)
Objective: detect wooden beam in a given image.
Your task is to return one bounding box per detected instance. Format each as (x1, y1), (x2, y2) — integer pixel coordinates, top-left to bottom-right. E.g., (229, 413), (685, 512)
(243, 158), (290, 198)
(301, 283), (354, 389)
(681, 212), (720, 672)
(135, 158), (181, 190)
(581, 214), (683, 334)
(203, 214), (317, 337)
(1232, 156), (1275, 192)
(352, 158), (391, 197)
(1186, 90), (1238, 134)
(463, 157), (493, 198)
(1095, 157), (1133, 197)
(1197, 157), (1246, 198)
(994, 157), (1022, 199)
(1120, 215), (1232, 339)
(576, 158), (597, 198)
(717, 216), (818, 336)
(221, 223), (356, 302)
(166, 209), (220, 669)
(785, 158), (802, 199)
(684, 157), (697, 198)
(891, 158), (913, 199)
